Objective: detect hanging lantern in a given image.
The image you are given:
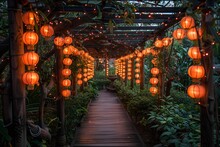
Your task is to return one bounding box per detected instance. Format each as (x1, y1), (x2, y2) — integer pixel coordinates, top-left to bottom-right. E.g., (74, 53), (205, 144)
(180, 16), (195, 29)
(62, 68), (72, 77)
(83, 69), (88, 73)
(137, 52), (143, 58)
(142, 48), (151, 55)
(135, 73), (140, 79)
(149, 77), (159, 85)
(188, 65), (205, 80)
(187, 27), (203, 41)
(22, 71), (39, 90)
(162, 38), (172, 47)
(135, 58), (140, 62)
(40, 24), (54, 39)
(77, 73), (82, 79)
(77, 79), (83, 85)
(151, 49), (159, 56)
(23, 31), (39, 50)
(135, 69), (140, 73)
(128, 76), (132, 80)
(151, 67), (159, 76)
(173, 28), (185, 40)
(22, 52), (39, 70)
(83, 73), (87, 77)
(128, 68), (132, 72)
(129, 54), (134, 59)
(154, 39), (163, 48)
(62, 79), (71, 87)
(64, 36), (73, 45)
(63, 58), (72, 66)
(83, 78), (88, 82)
(62, 89), (71, 98)
(68, 45), (78, 54)
(187, 84), (205, 98)
(135, 79), (140, 84)
(63, 47), (72, 56)
(22, 11), (38, 29)
(54, 37), (64, 47)
(150, 87), (158, 95)
(135, 63), (141, 68)
(188, 46), (202, 60)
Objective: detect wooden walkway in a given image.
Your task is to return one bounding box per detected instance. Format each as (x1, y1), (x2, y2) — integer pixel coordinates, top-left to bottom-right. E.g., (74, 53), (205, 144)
(72, 90), (145, 147)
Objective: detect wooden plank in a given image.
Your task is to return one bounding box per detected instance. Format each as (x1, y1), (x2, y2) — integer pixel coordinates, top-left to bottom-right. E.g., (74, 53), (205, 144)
(72, 90), (145, 147)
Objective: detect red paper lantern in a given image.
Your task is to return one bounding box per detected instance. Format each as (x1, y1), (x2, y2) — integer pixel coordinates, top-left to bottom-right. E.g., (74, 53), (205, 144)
(135, 73), (140, 79)
(173, 28), (186, 40)
(149, 77), (159, 85)
(62, 79), (71, 87)
(151, 68), (159, 76)
(187, 27), (203, 41)
(54, 37), (64, 47)
(77, 73), (82, 79)
(63, 47), (72, 56)
(62, 69), (71, 77)
(180, 16), (195, 29)
(154, 40), (163, 48)
(64, 36), (73, 45)
(63, 58), (72, 66)
(40, 24), (54, 39)
(77, 80), (83, 85)
(188, 46), (202, 60)
(22, 11), (38, 29)
(23, 31), (39, 50)
(162, 38), (172, 47)
(188, 65), (205, 79)
(62, 89), (71, 97)
(22, 51), (39, 70)
(150, 86), (158, 95)
(187, 84), (205, 98)
(135, 79), (140, 84)
(22, 71), (39, 90)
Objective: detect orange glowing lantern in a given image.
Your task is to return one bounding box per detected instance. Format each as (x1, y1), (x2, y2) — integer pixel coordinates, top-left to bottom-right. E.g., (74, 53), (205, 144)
(151, 58), (158, 66)
(135, 79), (140, 84)
(135, 69), (140, 73)
(22, 71), (39, 90)
(62, 79), (71, 87)
(151, 67), (159, 76)
(154, 39), (163, 48)
(23, 31), (39, 50)
(135, 63), (141, 68)
(180, 16), (195, 29)
(187, 84), (206, 98)
(62, 89), (71, 97)
(135, 58), (140, 62)
(135, 73), (140, 79)
(150, 78), (159, 85)
(77, 80), (83, 85)
(22, 52), (39, 69)
(40, 24), (54, 39)
(54, 37), (64, 47)
(77, 73), (83, 79)
(188, 46), (202, 60)
(188, 65), (205, 80)
(63, 47), (72, 56)
(150, 87), (158, 95)
(128, 76), (132, 80)
(63, 58), (72, 66)
(187, 27), (203, 41)
(22, 11), (37, 29)
(128, 68), (132, 72)
(173, 28), (186, 40)
(162, 38), (172, 47)
(62, 69), (71, 77)
(83, 78), (88, 82)
(137, 52), (143, 58)
(83, 73), (87, 77)
(64, 36), (73, 45)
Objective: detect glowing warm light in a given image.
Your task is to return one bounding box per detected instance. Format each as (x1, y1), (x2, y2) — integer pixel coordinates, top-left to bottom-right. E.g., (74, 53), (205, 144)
(150, 86), (158, 95)
(22, 71), (39, 90)
(151, 68), (159, 76)
(162, 38), (172, 47)
(54, 37), (64, 47)
(188, 65), (205, 79)
(62, 69), (72, 77)
(22, 52), (39, 68)
(62, 79), (71, 87)
(154, 39), (163, 48)
(23, 31), (39, 50)
(64, 36), (73, 45)
(187, 27), (203, 41)
(188, 46), (202, 60)
(62, 89), (71, 97)
(40, 24), (54, 38)
(187, 84), (206, 98)
(173, 28), (186, 40)
(149, 77), (159, 85)
(180, 16), (195, 29)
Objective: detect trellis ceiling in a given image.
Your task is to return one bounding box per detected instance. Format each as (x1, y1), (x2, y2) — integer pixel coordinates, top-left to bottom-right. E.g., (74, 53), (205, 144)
(29, 0), (203, 58)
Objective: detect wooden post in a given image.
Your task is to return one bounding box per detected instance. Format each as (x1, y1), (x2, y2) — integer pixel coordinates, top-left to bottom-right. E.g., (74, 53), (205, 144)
(200, 5), (214, 146)
(130, 58), (134, 89)
(125, 59), (128, 86)
(7, 0), (27, 146)
(140, 57), (145, 90)
(55, 46), (66, 147)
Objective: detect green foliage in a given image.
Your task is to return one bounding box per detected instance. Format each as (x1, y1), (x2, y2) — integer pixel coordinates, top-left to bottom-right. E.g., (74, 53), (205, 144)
(147, 94), (200, 146)
(0, 120), (11, 146)
(92, 71), (110, 90)
(65, 85), (98, 144)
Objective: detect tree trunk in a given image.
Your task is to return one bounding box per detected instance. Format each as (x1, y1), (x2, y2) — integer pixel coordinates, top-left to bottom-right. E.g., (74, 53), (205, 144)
(140, 57), (145, 90)
(55, 47), (66, 147)
(130, 58), (134, 89)
(7, 0), (26, 146)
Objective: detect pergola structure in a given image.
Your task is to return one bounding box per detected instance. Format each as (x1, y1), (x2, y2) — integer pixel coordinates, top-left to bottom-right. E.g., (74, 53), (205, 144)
(1, 0), (220, 147)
